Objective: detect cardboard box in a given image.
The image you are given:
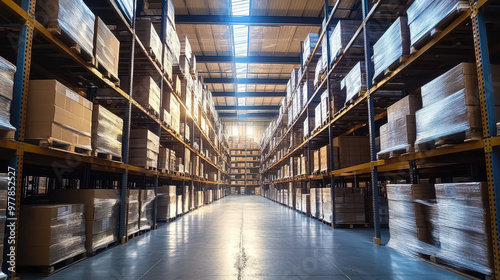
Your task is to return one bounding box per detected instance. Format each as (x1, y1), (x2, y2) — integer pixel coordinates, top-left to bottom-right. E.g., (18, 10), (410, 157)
(133, 76), (161, 116)
(19, 204), (86, 266)
(92, 104), (123, 158)
(93, 17), (120, 79)
(26, 80), (92, 149)
(127, 190), (140, 235)
(135, 21), (162, 61)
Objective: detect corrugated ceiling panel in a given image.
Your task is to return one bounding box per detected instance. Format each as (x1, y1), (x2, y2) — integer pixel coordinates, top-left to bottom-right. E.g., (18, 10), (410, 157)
(173, 0), (230, 15)
(251, 0), (324, 16)
(249, 26), (321, 56)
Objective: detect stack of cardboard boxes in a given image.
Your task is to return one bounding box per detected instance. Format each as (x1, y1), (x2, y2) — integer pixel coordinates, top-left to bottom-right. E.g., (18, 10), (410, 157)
(127, 190), (140, 235)
(26, 80), (93, 151)
(51, 189), (120, 253)
(139, 190), (156, 231)
(334, 188), (366, 225)
(19, 204), (86, 266)
(91, 104), (123, 159)
(129, 129), (160, 169)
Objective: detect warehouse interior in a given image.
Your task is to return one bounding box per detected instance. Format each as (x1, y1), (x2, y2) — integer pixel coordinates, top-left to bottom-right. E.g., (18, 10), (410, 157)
(0, 0), (499, 279)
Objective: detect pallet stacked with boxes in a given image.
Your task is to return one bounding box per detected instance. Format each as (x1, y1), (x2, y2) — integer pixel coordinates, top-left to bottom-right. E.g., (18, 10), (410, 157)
(230, 136), (260, 195)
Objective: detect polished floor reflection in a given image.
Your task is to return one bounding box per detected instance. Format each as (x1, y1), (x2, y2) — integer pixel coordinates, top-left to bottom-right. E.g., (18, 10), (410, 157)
(24, 195), (467, 279)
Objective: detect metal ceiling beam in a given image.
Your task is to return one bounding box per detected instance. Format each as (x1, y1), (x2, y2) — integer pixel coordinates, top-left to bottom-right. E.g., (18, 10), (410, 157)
(212, 91), (286, 97)
(215, 105), (280, 111)
(174, 15), (322, 26)
(219, 112), (279, 118)
(204, 78), (288, 85)
(197, 56), (300, 64)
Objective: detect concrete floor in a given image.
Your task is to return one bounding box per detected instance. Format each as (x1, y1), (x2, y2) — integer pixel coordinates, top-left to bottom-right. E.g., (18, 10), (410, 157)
(24, 195), (467, 280)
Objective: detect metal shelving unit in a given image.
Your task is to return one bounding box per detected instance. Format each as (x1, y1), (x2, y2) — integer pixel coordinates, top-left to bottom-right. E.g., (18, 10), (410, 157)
(0, 0), (231, 277)
(259, 0), (500, 277)
(230, 142), (260, 194)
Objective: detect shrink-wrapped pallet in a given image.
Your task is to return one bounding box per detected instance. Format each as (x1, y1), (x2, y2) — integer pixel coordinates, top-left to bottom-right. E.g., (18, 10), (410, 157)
(377, 95), (421, 157)
(415, 89), (480, 146)
(169, 186), (177, 218)
(386, 184), (436, 257)
(92, 104), (123, 159)
(373, 17), (410, 81)
(341, 62), (366, 105)
(133, 76), (161, 116)
(93, 17), (120, 80)
(157, 186), (170, 220)
(37, 0), (95, 59)
(135, 21), (162, 61)
(129, 129), (159, 169)
(295, 188), (302, 211)
(127, 190), (140, 235)
(19, 204), (86, 266)
(322, 188), (333, 224)
(302, 33), (321, 66)
(329, 20), (362, 64)
(115, 0), (134, 21)
(139, 189), (156, 230)
(0, 57), (15, 131)
(51, 189), (120, 253)
(407, 0), (464, 47)
(179, 36), (193, 65)
(165, 22), (180, 65)
(301, 194), (310, 215)
(290, 68), (299, 90)
(177, 195), (183, 215)
(433, 182), (492, 275)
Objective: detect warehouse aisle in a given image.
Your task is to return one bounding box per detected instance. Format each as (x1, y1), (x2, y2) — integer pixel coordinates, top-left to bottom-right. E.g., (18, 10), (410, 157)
(26, 196), (466, 280)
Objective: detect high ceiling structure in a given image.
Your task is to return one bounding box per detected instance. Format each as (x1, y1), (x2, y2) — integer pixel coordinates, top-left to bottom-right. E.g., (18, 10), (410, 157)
(172, 0), (360, 121)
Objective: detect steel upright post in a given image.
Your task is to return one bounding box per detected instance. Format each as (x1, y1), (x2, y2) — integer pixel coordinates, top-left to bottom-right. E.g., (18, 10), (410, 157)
(3, 0), (35, 277)
(120, 0), (138, 243)
(361, 0), (381, 244)
(471, 2), (500, 275)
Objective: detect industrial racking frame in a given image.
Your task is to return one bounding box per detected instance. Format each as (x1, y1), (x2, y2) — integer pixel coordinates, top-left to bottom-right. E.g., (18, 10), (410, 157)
(0, 0), (231, 277)
(259, 0), (500, 277)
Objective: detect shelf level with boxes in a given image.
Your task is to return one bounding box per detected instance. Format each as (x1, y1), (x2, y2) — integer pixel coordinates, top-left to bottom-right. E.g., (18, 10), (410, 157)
(259, 0), (500, 278)
(230, 136), (261, 195)
(0, 0), (231, 276)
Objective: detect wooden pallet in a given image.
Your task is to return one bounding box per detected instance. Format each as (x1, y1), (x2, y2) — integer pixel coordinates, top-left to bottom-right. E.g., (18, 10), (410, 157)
(377, 145), (415, 160)
(91, 150), (122, 162)
(345, 88), (367, 106)
(93, 60), (120, 87)
(26, 138), (91, 156)
(410, 1), (469, 54)
(87, 241), (118, 256)
(334, 223), (369, 229)
(127, 230), (140, 241)
(0, 129), (15, 140)
(145, 47), (162, 67)
(373, 55), (409, 83)
(18, 251), (87, 276)
(415, 129), (482, 153)
(419, 254), (492, 280)
(46, 22), (93, 63)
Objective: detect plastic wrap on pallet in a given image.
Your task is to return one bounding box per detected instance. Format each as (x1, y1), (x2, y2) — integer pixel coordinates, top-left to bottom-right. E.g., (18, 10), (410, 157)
(302, 33), (321, 66)
(115, 0), (134, 21)
(378, 115), (416, 156)
(0, 56), (15, 101)
(92, 104), (123, 158)
(415, 89), (478, 145)
(407, 0), (462, 47)
(314, 55), (327, 87)
(330, 20), (362, 64)
(0, 97), (14, 131)
(386, 185), (436, 257)
(373, 17), (410, 81)
(433, 183), (491, 274)
(140, 190), (156, 230)
(179, 36), (192, 63)
(420, 63), (477, 108)
(341, 62), (366, 104)
(19, 204), (86, 266)
(166, 22), (180, 65)
(133, 76), (161, 116)
(38, 0), (95, 59)
(94, 17), (120, 79)
(135, 21), (162, 61)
